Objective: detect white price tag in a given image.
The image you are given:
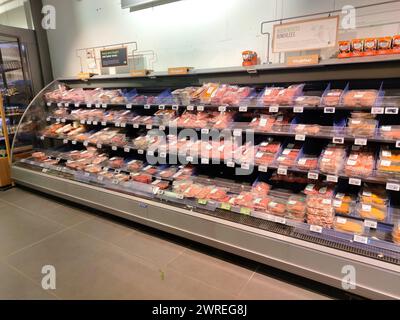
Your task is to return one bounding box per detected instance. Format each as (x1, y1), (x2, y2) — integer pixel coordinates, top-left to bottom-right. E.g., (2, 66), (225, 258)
(295, 134), (306, 141)
(201, 129), (210, 135)
(278, 167), (288, 176)
(160, 152), (167, 158)
(148, 150), (154, 156)
(349, 178), (362, 186)
(72, 140), (77, 145)
(397, 141), (400, 148)
(159, 105), (165, 110)
(333, 200), (342, 208)
(201, 158), (209, 165)
(310, 225), (323, 234)
(386, 183), (400, 192)
(172, 105), (179, 110)
(197, 105), (205, 112)
(233, 129), (242, 137)
(218, 106), (227, 112)
(186, 156), (194, 162)
(239, 106), (248, 112)
(46, 117), (51, 122)
(333, 137), (344, 144)
(324, 107), (335, 114)
(74, 103), (80, 108)
(95, 104), (101, 109)
(258, 166), (268, 173)
(293, 106), (304, 113)
(241, 163), (250, 170)
(115, 122), (121, 127)
(80, 120), (86, 125)
(308, 172), (319, 180)
(47, 102), (51, 107)
(133, 124), (139, 129)
(93, 121), (99, 126)
(146, 125), (153, 130)
(57, 103), (62, 107)
(355, 138), (367, 146)
(101, 122), (107, 126)
(86, 104), (92, 108)
(275, 217), (286, 225)
(124, 147), (130, 153)
(187, 105), (195, 111)
(327, 175), (339, 183)
(371, 107), (384, 115)
(97, 176), (104, 182)
(362, 204), (372, 212)
(61, 118), (66, 123)
(227, 161), (235, 168)
(83, 141), (89, 147)
(102, 104), (107, 109)
(354, 235), (369, 244)
(364, 220), (378, 229)
(121, 123), (126, 128)
(269, 106), (279, 113)
(64, 103), (70, 107)
(97, 144), (102, 149)
(126, 104), (132, 109)
(385, 107), (399, 114)
(112, 146), (118, 151)
(159, 125), (166, 131)
(138, 150), (144, 155)
(86, 120), (92, 125)
(42, 168), (49, 173)
(144, 104), (151, 110)
(63, 139), (68, 144)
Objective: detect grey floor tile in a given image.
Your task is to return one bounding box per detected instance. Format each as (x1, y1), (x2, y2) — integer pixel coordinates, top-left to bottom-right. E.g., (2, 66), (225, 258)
(7, 228), (110, 283)
(0, 188), (34, 204)
(0, 206), (65, 258)
(10, 193), (61, 214)
(238, 271), (331, 300)
(167, 248), (255, 296)
(114, 230), (187, 268)
(33, 204), (94, 227)
(73, 216), (134, 244)
(0, 262), (56, 300)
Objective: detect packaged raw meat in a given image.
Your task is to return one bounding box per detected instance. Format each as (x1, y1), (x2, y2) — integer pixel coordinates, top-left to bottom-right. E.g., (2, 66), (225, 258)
(230, 192), (255, 208)
(319, 144), (347, 175)
(293, 124), (320, 135)
(252, 197), (270, 211)
(173, 180), (193, 194)
(287, 195), (306, 221)
(296, 156), (319, 170)
(360, 185), (388, 206)
(222, 87), (253, 106)
(52, 108), (70, 118)
(393, 223), (400, 245)
(356, 203), (387, 222)
(142, 165), (159, 175)
(212, 112), (234, 130)
(321, 89), (343, 107)
(343, 90), (378, 107)
(276, 144), (301, 167)
(131, 173), (152, 184)
(32, 152), (47, 161)
(114, 173), (130, 182)
(258, 141), (281, 154)
(183, 184), (204, 198)
(334, 217), (364, 235)
(267, 199), (287, 216)
(126, 160), (144, 172)
(152, 180), (170, 190)
(92, 154), (109, 165)
(262, 88), (284, 106)
(207, 187), (230, 203)
(333, 193), (356, 216)
(377, 148), (400, 176)
(158, 167), (178, 179)
(275, 84), (304, 106)
(252, 182), (270, 197)
(199, 83), (220, 104)
(379, 125), (400, 140)
(107, 157), (125, 169)
(294, 96), (321, 107)
(195, 186), (215, 200)
(344, 147), (375, 177)
(84, 164), (103, 174)
(98, 170), (115, 180)
(347, 113), (377, 137)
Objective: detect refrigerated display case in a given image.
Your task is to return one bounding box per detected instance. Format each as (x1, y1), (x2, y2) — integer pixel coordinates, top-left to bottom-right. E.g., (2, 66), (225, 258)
(11, 57), (400, 299)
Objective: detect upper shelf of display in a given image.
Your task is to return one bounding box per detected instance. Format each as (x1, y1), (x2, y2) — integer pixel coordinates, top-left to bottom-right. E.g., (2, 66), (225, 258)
(58, 55), (400, 87)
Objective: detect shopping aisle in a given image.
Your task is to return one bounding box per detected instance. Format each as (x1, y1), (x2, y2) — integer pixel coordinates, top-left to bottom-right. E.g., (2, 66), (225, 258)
(0, 187), (339, 300)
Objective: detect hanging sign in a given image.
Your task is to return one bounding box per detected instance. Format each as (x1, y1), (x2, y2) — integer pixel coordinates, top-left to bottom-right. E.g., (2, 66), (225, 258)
(272, 16), (339, 53)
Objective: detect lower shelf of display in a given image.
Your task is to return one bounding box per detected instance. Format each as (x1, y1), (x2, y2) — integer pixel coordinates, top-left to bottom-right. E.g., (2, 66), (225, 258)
(15, 160), (400, 258)
(39, 134), (400, 190)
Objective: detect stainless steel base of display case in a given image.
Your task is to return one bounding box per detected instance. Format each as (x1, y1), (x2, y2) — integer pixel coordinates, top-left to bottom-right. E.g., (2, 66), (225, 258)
(12, 166), (400, 300)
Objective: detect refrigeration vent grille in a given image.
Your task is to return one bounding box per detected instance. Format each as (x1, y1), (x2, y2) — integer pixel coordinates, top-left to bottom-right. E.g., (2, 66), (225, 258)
(199, 208), (400, 265)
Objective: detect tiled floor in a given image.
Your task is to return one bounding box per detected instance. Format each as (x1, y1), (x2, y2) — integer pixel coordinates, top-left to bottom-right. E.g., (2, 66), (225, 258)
(0, 187), (342, 300)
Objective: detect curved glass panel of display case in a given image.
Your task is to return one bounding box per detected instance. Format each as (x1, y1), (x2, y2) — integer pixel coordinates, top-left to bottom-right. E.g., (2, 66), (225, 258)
(11, 79), (400, 268)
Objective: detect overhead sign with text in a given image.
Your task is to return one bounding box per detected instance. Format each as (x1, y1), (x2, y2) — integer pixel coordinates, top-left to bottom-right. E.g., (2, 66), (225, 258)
(100, 48), (128, 68)
(272, 16), (339, 53)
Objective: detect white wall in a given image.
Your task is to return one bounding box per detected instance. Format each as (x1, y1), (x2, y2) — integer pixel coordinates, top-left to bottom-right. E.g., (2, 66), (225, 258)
(0, 4), (29, 29)
(43, 0), (400, 78)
